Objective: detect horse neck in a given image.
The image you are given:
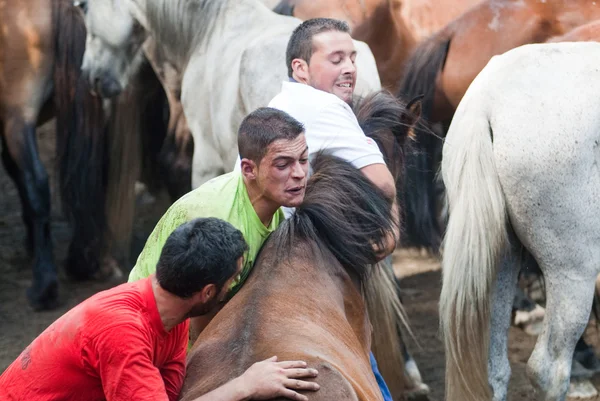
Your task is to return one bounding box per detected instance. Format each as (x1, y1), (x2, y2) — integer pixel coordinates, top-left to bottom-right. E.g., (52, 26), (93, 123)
(133, 0), (276, 69)
(260, 240), (372, 349)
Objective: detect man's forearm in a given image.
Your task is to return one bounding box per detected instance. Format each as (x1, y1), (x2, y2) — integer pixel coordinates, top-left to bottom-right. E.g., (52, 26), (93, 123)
(192, 377), (250, 401)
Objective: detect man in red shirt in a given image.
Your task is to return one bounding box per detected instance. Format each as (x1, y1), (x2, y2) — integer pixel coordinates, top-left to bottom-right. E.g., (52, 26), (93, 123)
(0, 218), (320, 401)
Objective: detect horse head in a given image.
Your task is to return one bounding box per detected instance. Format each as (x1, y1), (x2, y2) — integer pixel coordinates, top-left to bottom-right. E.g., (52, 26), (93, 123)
(81, 0), (147, 98)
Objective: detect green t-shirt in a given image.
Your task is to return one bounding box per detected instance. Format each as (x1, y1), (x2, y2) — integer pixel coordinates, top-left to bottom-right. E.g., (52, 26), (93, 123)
(128, 171), (283, 294)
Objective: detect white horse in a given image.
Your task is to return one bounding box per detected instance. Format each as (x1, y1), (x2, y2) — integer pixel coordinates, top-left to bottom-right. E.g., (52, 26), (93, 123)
(80, 0), (381, 188)
(439, 41), (600, 401)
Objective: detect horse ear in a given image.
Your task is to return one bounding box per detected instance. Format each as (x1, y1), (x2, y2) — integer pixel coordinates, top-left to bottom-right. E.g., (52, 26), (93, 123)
(403, 95), (423, 140)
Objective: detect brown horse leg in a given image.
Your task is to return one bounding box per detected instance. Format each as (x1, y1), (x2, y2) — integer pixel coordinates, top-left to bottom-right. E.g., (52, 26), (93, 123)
(1, 116), (59, 310)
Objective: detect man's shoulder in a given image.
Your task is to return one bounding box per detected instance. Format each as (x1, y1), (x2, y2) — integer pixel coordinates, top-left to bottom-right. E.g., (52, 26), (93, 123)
(171, 172), (242, 218)
(269, 82), (345, 117)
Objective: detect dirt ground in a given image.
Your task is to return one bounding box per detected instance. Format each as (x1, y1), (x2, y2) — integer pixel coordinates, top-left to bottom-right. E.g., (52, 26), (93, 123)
(2, 121), (600, 400)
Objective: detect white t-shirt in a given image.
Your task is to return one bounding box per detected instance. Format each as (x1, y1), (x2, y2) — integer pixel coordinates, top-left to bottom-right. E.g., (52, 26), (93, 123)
(235, 81), (386, 217)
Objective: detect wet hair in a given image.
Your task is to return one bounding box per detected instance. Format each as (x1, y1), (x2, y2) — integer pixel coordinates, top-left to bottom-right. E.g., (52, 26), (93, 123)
(155, 218), (248, 298)
(238, 107), (305, 164)
(286, 18), (351, 77)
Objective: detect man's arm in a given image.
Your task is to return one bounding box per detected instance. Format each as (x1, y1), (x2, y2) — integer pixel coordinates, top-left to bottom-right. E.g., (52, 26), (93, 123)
(161, 321), (189, 401)
(192, 356), (319, 401)
(312, 103), (399, 258)
(91, 324), (172, 401)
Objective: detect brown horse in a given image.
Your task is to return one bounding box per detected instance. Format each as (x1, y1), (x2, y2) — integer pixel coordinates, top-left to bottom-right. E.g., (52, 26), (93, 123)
(548, 19), (600, 42)
(0, 0), (111, 309)
(397, 0), (600, 251)
(180, 92), (419, 401)
(272, 0), (480, 90)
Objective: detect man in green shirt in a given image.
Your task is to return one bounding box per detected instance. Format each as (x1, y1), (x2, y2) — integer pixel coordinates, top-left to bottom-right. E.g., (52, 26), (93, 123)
(128, 107), (308, 338)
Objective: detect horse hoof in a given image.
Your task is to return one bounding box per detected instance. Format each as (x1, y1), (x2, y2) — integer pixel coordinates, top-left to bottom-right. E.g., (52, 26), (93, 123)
(568, 378), (598, 399)
(93, 256), (124, 282)
(27, 275), (60, 311)
(574, 348), (600, 373)
(513, 304), (545, 336)
(572, 360), (595, 380)
(405, 383), (431, 401)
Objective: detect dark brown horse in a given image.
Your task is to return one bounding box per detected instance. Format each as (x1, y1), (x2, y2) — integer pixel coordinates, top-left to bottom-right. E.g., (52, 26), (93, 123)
(180, 92), (420, 401)
(0, 0), (110, 309)
(397, 0), (600, 251)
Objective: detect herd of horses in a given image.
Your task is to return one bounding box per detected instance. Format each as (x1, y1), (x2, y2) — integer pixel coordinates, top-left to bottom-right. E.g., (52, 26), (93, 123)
(2, 0), (600, 399)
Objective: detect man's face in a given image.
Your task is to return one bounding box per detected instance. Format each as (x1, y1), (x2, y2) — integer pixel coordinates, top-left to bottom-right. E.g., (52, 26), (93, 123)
(188, 257), (244, 317)
(306, 31), (357, 104)
(255, 134), (309, 208)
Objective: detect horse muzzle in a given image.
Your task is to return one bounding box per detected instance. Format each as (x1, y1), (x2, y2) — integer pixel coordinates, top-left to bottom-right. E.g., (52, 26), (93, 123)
(81, 67), (123, 99)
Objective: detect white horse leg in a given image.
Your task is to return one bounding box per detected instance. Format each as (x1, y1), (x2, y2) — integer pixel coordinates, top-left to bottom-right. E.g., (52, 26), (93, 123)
(488, 251), (520, 401)
(189, 127), (226, 189)
(527, 266), (597, 401)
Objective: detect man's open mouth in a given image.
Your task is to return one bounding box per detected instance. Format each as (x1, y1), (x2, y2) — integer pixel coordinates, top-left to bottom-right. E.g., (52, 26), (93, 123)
(287, 186), (304, 194)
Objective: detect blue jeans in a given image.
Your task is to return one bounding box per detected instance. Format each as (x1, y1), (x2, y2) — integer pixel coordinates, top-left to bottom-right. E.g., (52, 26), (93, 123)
(369, 351), (393, 401)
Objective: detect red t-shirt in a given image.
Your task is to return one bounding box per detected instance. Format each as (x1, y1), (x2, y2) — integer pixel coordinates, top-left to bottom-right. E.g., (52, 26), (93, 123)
(0, 277), (189, 401)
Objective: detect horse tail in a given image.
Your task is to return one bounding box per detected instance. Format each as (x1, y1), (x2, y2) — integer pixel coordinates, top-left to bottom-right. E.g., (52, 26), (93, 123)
(104, 56), (167, 264)
(439, 81), (508, 401)
(364, 260), (413, 399)
(396, 31), (452, 252)
(272, 0), (295, 15)
(53, 0), (108, 279)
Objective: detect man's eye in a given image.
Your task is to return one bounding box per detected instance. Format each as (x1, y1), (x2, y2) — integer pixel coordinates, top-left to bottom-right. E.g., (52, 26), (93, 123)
(299, 158), (308, 164)
(276, 164), (287, 169)
(331, 59), (342, 65)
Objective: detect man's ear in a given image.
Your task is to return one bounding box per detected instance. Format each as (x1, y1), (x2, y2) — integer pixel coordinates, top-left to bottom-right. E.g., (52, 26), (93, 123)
(199, 284), (217, 303)
(291, 58), (309, 83)
(240, 158), (257, 180)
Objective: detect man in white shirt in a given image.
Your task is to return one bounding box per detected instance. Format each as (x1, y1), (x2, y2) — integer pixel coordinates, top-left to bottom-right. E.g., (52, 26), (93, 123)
(265, 17), (425, 401)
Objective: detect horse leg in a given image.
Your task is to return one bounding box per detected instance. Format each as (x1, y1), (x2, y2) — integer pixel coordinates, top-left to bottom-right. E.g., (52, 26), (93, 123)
(488, 251), (520, 401)
(190, 129), (226, 189)
(1, 116), (58, 310)
(527, 265), (597, 401)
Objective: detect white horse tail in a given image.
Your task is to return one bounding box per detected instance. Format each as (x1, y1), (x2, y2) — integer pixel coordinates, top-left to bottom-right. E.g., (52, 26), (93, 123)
(439, 88), (508, 401)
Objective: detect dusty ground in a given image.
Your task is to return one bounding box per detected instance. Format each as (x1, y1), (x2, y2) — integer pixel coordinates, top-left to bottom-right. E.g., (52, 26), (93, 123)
(2, 121), (600, 400)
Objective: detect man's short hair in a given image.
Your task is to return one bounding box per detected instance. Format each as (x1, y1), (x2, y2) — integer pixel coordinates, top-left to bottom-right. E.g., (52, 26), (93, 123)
(238, 107), (305, 164)
(286, 18), (351, 77)
(155, 218), (248, 298)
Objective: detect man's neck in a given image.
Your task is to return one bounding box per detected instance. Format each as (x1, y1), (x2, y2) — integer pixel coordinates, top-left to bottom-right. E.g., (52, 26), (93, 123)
(151, 276), (190, 332)
(242, 178), (279, 227)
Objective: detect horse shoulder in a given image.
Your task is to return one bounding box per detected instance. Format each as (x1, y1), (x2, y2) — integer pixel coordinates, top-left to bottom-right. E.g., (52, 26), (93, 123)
(238, 33), (291, 110)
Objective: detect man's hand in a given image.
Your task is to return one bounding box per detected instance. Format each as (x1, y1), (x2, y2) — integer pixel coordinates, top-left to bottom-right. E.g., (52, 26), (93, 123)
(239, 356), (319, 400)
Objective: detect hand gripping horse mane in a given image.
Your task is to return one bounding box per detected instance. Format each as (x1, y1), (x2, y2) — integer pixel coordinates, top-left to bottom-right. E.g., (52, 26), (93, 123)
(439, 41), (600, 401)
(80, 0), (382, 190)
(179, 91), (419, 401)
(182, 154), (391, 401)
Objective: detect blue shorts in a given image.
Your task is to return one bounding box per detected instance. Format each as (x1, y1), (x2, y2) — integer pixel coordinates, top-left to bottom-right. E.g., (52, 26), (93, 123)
(369, 351), (393, 401)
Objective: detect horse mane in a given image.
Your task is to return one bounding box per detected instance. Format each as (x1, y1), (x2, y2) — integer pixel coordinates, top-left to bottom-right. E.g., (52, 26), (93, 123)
(145, 0), (226, 65)
(267, 153), (394, 281)
(353, 90), (419, 189)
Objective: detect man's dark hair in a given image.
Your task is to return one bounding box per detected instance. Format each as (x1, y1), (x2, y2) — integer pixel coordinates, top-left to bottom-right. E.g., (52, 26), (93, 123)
(155, 218), (248, 298)
(238, 107), (305, 164)
(286, 18), (351, 77)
